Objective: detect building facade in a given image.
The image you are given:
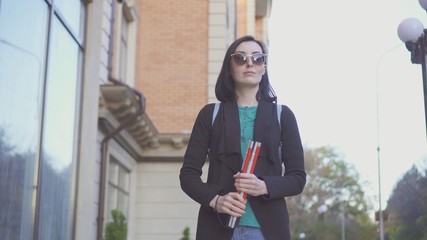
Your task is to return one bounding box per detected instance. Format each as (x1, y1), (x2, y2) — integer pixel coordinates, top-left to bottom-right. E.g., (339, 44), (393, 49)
(0, 0), (271, 239)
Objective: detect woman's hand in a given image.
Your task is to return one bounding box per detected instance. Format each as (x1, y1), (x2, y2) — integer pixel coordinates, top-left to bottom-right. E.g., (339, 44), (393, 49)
(234, 172), (268, 197)
(210, 193), (246, 217)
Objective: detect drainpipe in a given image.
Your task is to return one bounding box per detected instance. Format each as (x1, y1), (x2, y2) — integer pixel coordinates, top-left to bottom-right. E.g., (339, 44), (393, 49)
(97, 92), (144, 240)
(96, 0), (144, 239)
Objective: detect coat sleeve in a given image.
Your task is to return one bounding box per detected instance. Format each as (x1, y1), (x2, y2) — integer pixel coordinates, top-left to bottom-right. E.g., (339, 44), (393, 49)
(261, 105), (306, 199)
(179, 104), (221, 210)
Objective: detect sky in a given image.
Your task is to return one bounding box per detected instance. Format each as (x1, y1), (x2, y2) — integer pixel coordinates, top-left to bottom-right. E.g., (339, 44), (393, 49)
(267, 0), (427, 211)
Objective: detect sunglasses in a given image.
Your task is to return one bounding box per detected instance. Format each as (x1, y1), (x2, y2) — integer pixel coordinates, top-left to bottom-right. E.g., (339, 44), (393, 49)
(230, 52), (267, 66)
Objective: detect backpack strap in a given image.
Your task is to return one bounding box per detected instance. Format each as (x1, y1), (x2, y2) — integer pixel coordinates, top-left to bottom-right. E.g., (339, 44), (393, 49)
(208, 103), (220, 157)
(212, 102), (220, 126)
(277, 103), (282, 130)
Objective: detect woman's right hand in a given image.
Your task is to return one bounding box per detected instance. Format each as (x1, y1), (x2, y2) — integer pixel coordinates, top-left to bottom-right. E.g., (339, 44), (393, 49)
(210, 193), (246, 217)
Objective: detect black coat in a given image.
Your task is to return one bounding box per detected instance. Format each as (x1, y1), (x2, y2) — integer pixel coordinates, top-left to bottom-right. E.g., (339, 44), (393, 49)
(180, 100), (306, 240)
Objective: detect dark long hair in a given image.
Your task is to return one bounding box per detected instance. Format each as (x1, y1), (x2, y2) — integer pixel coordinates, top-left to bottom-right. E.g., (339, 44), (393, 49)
(215, 35), (277, 103)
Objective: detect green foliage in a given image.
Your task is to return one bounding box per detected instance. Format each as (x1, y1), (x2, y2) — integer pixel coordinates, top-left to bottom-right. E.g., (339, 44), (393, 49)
(386, 165), (427, 240)
(105, 210), (127, 240)
(180, 226), (191, 240)
(288, 146), (377, 240)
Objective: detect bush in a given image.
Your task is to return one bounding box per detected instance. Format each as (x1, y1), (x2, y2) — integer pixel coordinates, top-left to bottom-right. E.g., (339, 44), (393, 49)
(180, 226), (191, 240)
(105, 210), (127, 240)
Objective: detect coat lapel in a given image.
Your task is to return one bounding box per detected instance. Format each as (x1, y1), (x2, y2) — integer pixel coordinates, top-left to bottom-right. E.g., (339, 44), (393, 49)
(253, 100), (273, 145)
(216, 101), (242, 173)
(253, 101), (279, 175)
(223, 101), (241, 155)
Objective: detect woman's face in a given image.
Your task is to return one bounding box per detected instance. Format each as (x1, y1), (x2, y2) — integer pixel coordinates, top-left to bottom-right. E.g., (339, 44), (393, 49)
(230, 41), (266, 89)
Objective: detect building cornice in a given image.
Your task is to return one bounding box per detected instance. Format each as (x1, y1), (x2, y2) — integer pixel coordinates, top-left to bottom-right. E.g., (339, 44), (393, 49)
(99, 84), (189, 162)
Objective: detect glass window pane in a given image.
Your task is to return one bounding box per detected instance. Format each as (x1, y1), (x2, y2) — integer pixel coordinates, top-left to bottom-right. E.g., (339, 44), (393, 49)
(119, 41), (127, 81)
(107, 188), (118, 222)
(109, 160), (119, 185)
(54, 0), (85, 39)
(121, 13), (128, 41)
(106, 158), (130, 231)
(119, 13), (128, 81)
(37, 15), (81, 240)
(118, 167), (129, 190)
(0, 0), (48, 239)
(117, 193), (128, 216)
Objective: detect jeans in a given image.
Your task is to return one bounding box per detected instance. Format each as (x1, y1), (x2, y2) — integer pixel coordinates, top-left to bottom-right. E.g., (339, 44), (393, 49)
(231, 226), (265, 240)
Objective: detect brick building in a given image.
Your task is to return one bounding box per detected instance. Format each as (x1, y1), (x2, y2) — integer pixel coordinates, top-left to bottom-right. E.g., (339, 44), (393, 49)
(132, 0), (271, 238)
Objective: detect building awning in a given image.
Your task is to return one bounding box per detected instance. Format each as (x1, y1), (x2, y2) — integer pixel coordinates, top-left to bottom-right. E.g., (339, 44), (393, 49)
(98, 84), (189, 162)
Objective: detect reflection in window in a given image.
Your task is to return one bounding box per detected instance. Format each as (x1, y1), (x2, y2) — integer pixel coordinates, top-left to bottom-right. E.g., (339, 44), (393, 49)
(0, 0), (85, 239)
(37, 15), (81, 240)
(0, 0), (48, 239)
(106, 157), (130, 226)
(54, 0), (85, 38)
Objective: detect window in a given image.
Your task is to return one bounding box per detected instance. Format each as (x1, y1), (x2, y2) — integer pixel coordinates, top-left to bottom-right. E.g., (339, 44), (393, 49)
(106, 157), (130, 224)
(115, 2), (137, 85)
(119, 10), (129, 82)
(0, 0), (85, 239)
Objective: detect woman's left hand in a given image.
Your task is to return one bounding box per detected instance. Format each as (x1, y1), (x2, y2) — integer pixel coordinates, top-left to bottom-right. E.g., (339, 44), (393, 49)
(233, 172), (268, 197)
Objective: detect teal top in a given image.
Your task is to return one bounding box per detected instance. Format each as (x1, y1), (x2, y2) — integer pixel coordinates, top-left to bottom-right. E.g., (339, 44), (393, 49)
(238, 106), (260, 228)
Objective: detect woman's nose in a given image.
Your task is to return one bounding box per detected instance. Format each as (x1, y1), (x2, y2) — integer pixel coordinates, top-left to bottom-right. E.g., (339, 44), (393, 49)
(246, 57), (253, 66)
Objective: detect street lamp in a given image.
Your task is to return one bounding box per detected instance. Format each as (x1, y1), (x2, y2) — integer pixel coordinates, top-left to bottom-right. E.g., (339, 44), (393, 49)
(397, 1), (427, 140)
(420, 0), (427, 10)
(317, 204), (328, 221)
(375, 45), (402, 240)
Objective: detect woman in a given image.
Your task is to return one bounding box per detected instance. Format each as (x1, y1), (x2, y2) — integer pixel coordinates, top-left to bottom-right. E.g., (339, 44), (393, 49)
(179, 35), (306, 240)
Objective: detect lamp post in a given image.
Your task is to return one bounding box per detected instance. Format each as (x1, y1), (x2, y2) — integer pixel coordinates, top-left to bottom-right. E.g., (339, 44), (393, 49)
(316, 204), (328, 239)
(340, 201), (346, 240)
(375, 45), (402, 240)
(397, 0), (427, 140)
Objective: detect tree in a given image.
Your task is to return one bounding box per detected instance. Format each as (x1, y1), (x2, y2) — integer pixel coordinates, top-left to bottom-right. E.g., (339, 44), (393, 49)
(0, 128), (31, 239)
(386, 165), (427, 240)
(287, 146), (377, 239)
